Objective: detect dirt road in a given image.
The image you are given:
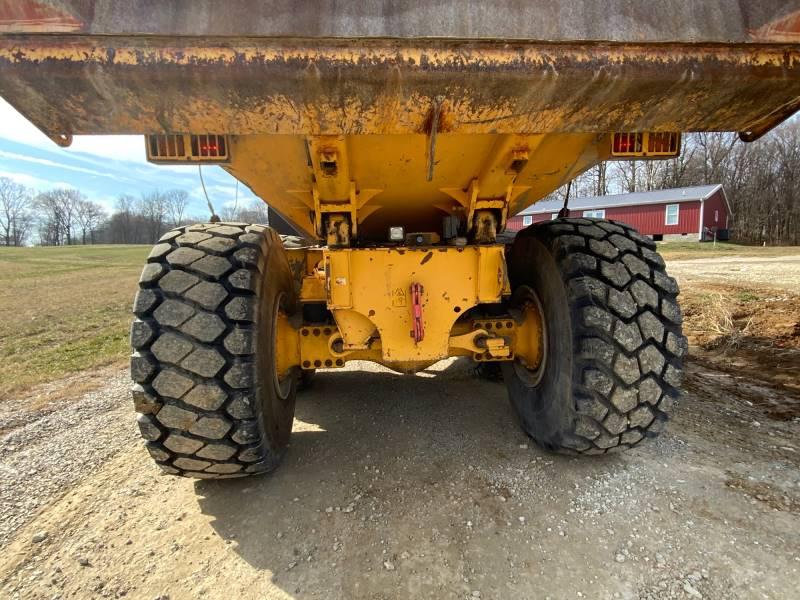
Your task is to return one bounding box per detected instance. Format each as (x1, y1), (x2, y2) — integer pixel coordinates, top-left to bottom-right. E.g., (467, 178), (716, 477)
(2, 256), (800, 600)
(666, 255), (800, 290)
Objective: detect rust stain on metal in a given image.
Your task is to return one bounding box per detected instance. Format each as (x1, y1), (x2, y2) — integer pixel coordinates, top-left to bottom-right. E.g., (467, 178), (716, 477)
(0, 36), (799, 139)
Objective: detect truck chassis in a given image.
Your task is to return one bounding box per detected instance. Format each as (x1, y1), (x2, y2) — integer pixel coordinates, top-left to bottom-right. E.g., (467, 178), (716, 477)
(2, 0), (798, 477)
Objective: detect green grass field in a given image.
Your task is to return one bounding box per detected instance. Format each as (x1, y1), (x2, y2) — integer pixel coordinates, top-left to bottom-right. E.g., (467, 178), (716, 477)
(0, 245), (149, 400)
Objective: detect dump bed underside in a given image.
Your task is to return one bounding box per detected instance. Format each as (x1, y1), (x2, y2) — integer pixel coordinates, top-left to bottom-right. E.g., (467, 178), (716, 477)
(2, 0), (799, 139)
(2, 37), (798, 137)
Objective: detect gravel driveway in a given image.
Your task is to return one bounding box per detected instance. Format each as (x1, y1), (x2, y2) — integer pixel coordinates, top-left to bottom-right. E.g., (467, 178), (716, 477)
(667, 255), (800, 290)
(1, 356), (798, 599)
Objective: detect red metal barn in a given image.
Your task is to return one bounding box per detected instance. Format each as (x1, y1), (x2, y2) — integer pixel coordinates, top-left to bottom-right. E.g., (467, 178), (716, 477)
(507, 184), (732, 241)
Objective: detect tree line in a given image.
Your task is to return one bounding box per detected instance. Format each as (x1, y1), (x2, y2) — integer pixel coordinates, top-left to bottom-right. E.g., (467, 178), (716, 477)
(104, 192), (268, 244)
(0, 183), (268, 247)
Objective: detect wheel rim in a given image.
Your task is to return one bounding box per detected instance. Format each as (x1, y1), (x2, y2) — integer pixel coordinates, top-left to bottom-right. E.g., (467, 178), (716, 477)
(511, 285), (547, 386)
(271, 291), (294, 400)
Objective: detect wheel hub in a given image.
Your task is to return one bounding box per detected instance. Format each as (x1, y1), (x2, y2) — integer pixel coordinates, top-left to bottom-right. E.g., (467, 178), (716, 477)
(511, 285), (547, 385)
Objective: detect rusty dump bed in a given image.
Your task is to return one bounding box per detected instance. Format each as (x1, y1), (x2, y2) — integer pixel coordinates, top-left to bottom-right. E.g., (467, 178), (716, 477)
(1, 1), (800, 237)
(2, 0), (800, 137)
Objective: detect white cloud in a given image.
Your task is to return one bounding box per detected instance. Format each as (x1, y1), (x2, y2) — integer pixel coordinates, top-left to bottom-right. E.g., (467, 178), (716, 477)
(0, 170), (74, 190)
(69, 135), (149, 164)
(202, 184), (240, 198)
(0, 98), (54, 150)
(0, 97), (149, 164)
(0, 149), (133, 180)
(0, 98), (267, 217)
(0, 170), (121, 211)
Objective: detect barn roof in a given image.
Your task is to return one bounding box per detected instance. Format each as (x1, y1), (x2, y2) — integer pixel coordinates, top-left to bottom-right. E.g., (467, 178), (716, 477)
(519, 184), (727, 215)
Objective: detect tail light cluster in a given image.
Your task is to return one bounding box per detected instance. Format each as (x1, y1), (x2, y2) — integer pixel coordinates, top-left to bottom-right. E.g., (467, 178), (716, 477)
(146, 134), (230, 163)
(611, 132), (680, 158)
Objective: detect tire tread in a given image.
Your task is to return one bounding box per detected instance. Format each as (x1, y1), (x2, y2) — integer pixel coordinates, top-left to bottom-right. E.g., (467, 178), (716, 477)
(131, 223), (284, 478)
(516, 217), (685, 454)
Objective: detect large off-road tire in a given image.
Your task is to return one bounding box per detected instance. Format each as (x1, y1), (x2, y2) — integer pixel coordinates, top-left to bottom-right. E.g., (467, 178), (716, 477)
(503, 218), (687, 454)
(130, 222), (300, 478)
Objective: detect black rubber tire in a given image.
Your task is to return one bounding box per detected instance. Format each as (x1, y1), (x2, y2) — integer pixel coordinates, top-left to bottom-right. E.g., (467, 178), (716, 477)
(297, 368), (316, 390)
(502, 218), (687, 454)
(131, 222), (300, 478)
(472, 362), (504, 382)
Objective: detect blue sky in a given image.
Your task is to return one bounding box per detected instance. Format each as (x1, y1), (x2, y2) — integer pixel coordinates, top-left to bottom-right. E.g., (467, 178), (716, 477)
(0, 98), (260, 217)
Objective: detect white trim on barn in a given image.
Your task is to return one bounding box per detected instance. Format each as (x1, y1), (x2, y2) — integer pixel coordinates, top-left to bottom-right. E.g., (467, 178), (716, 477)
(664, 203), (680, 226)
(583, 209), (606, 218)
(698, 196), (705, 240)
(698, 186), (734, 241)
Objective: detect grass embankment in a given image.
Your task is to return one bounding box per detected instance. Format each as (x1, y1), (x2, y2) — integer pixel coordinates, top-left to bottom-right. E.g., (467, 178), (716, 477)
(0, 245), (149, 400)
(657, 241), (799, 261)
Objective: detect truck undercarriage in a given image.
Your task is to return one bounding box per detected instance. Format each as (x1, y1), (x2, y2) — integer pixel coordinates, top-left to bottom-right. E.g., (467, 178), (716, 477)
(2, 0), (799, 477)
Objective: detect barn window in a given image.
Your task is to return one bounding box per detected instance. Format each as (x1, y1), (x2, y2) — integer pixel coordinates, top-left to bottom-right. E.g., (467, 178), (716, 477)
(550, 213), (559, 220)
(583, 209), (605, 219)
(714, 209), (719, 223)
(522, 215), (533, 226)
(665, 203), (679, 226)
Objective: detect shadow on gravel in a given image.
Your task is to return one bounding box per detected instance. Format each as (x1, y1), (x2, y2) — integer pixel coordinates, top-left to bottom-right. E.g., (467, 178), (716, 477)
(193, 359), (616, 590)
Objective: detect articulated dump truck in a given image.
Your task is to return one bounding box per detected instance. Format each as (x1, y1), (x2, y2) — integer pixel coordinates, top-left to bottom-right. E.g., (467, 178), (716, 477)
(2, 1), (799, 479)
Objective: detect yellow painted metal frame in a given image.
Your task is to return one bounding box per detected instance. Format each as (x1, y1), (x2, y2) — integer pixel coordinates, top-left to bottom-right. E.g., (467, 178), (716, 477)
(277, 244), (547, 375)
(286, 135), (383, 239)
(276, 299), (544, 377)
(225, 132), (609, 239)
(324, 245), (509, 364)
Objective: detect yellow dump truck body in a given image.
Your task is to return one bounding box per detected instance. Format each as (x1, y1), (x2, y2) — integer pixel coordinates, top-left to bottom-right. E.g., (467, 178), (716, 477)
(6, 1), (798, 474)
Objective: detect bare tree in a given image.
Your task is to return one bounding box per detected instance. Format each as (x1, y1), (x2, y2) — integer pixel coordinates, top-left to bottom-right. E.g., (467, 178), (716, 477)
(614, 160), (639, 193)
(137, 191), (168, 244)
(219, 198), (269, 224)
(0, 177), (33, 246)
(640, 160), (664, 191)
(238, 199), (270, 224)
(164, 189), (190, 227)
(35, 188), (85, 246)
(696, 132), (738, 184)
(593, 162), (608, 196)
(75, 199), (107, 244)
(111, 195), (138, 243)
(659, 143), (697, 189)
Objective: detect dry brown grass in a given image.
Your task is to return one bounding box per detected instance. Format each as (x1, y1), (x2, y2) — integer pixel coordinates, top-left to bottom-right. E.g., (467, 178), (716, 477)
(697, 293), (754, 351)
